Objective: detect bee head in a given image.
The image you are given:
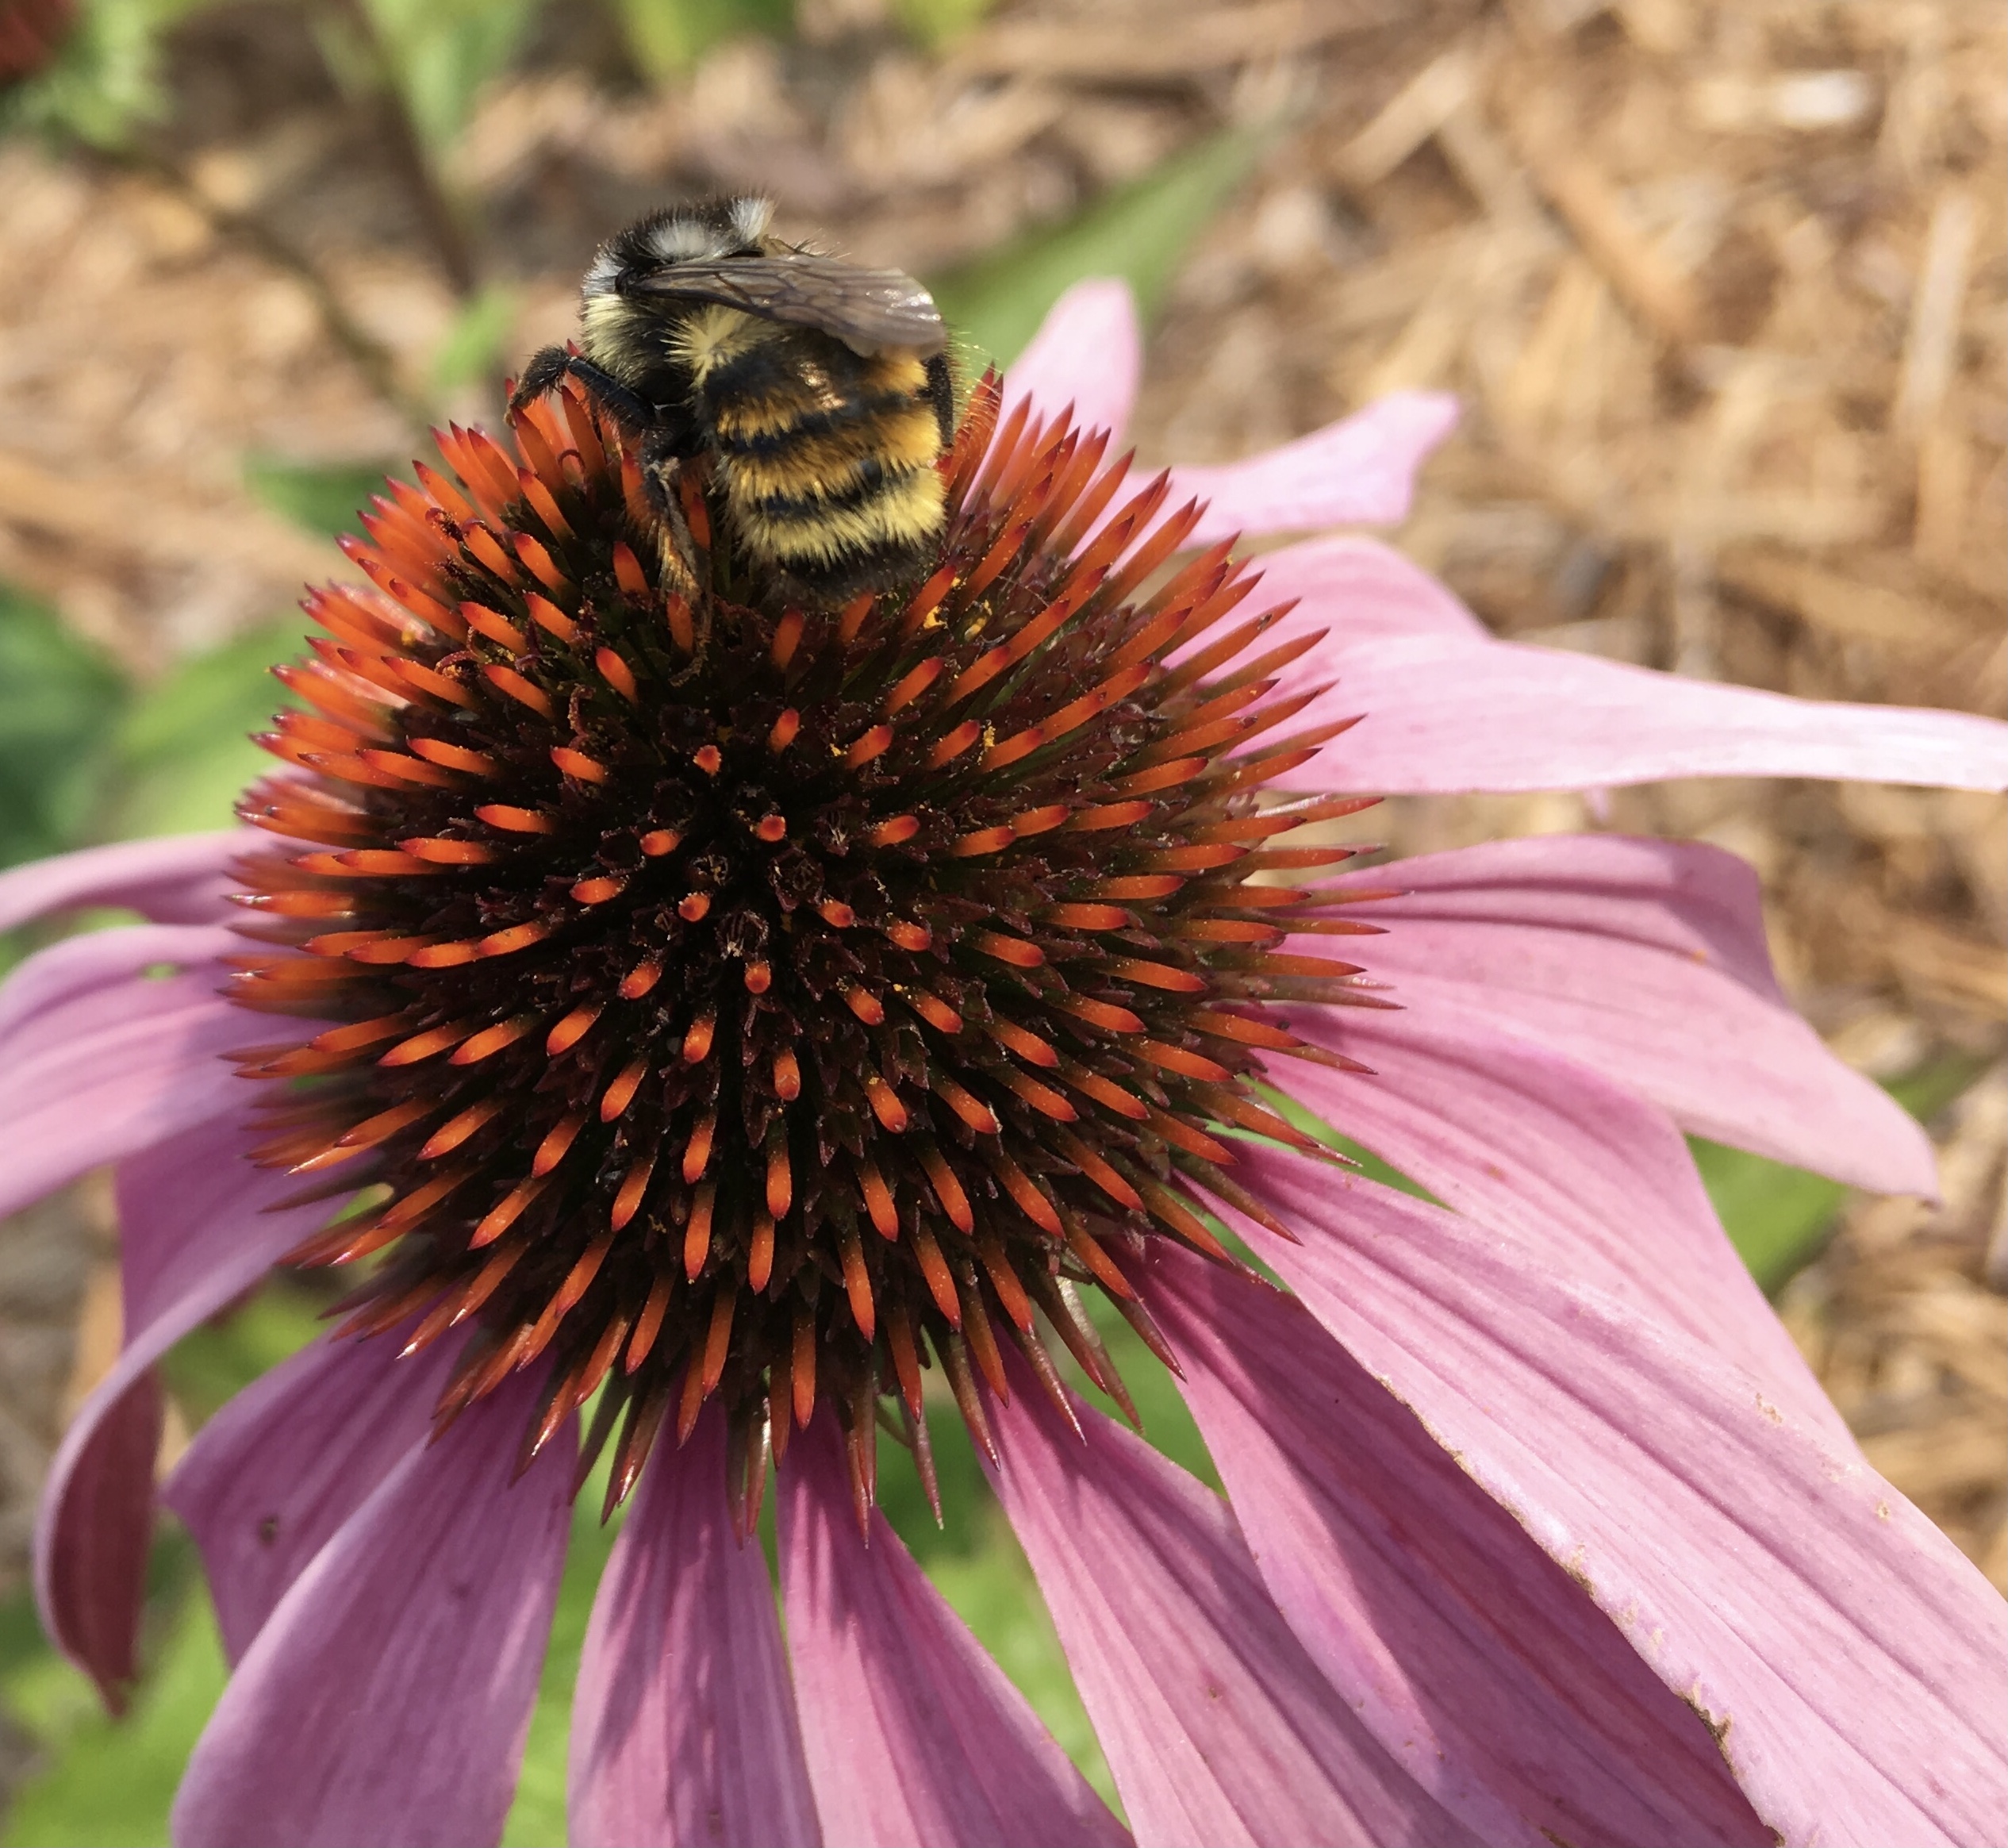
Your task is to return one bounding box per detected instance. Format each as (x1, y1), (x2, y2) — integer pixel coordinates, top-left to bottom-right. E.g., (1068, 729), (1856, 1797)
(583, 197), (777, 302)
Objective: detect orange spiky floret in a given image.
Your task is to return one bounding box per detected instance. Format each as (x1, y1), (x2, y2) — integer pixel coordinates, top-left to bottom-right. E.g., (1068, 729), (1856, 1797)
(228, 370), (1380, 1523)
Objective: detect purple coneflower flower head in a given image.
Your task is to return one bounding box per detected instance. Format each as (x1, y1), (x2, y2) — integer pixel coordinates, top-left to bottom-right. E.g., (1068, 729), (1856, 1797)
(13, 277), (2008, 1848)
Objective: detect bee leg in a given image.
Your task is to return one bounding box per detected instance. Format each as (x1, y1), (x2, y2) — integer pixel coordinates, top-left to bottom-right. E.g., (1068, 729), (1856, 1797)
(509, 348), (662, 438)
(637, 434), (705, 613)
(508, 346), (574, 416)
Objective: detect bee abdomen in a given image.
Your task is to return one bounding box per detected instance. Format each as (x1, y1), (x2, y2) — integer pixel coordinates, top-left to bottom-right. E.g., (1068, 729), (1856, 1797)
(732, 465), (947, 576)
(712, 390), (930, 455)
(704, 344), (949, 594)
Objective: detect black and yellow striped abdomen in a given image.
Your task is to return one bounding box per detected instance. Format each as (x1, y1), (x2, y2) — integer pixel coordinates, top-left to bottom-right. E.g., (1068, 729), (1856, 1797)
(670, 306), (949, 601)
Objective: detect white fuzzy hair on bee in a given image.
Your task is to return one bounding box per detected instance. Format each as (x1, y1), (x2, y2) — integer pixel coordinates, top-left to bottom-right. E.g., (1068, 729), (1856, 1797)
(582, 198), (777, 300)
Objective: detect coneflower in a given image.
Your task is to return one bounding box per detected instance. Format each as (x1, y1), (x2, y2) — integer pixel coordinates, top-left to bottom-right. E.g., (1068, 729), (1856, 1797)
(12, 279), (2006, 1848)
(232, 366), (1385, 1528)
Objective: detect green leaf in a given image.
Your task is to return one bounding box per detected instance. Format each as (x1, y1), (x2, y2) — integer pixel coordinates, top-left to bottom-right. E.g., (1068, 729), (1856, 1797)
(868, 1296), (1207, 1815)
(242, 455), (394, 539)
(106, 471), (362, 837)
(157, 1278), (331, 1429)
(605, 0), (792, 83)
(2, 1577), (224, 1848)
(930, 130), (1264, 370)
(1688, 1138), (1848, 1297)
(355, 0), (541, 152)
(433, 282), (521, 393)
(1080, 1293), (1218, 1489)
(1883, 1053), (1987, 1125)
(0, 1285), (336, 1842)
(1695, 1053), (1991, 1296)
(926, 1529), (1119, 1815)
(0, 585), (128, 870)
(111, 618), (304, 839)
(892, 0), (991, 49)
(0, 1599), (96, 1788)
(1253, 1082), (1444, 1208)
(501, 1487), (624, 1848)
(0, 0), (204, 151)
(874, 1412), (1119, 1815)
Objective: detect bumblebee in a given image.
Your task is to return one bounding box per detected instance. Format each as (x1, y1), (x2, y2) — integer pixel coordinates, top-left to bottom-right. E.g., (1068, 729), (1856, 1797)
(512, 196), (955, 609)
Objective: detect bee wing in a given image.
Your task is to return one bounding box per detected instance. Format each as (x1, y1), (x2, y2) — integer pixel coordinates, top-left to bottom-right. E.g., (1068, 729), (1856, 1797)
(628, 255), (947, 358)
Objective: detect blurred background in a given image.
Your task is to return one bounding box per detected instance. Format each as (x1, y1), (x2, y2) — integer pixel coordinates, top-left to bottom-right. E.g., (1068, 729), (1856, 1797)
(0, 0), (2000, 1836)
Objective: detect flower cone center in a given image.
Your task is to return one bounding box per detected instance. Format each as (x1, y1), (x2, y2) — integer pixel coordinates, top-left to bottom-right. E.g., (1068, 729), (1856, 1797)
(232, 377), (1380, 1521)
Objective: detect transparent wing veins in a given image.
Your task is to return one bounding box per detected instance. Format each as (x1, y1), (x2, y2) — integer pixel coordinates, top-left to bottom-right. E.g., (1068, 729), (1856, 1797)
(628, 255), (947, 358)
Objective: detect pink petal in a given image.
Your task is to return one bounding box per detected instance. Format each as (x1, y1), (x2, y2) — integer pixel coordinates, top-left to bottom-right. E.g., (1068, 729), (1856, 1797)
(0, 921), (236, 1041)
(164, 1330), (462, 1664)
(0, 830), (252, 932)
(1231, 1143), (2008, 1848)
(1244, 534), (1488, 658)
(1284, 632), (2008, 793)
(1271, 1013), (1851, 1445)
(1315, 834), (1936, 1195)
(0, 926), (251, 1222)
(1176, 391), (1459, 545)
(570, 1407), (819, 1848)
(34, 1115), (336, 1703)
(779, 1413), (1127, 1848)
(1168, 538), (1487, 714)
(1001, 278), (1143, 440)
(172, 1369), (572, 1848)
(34, 1368), (163, 1712)
(1150, 1247), (1770, 1847)
(985, 1362), (1476, 1848)
(112, 1093), (304, 1346)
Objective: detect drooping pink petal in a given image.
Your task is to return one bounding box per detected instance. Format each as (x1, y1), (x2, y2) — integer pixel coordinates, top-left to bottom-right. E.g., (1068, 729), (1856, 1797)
(1230, 1143), (2008, 1848)
(35, 1369), (162, 1712)
(1270, 1012), (1851, 1444)
(985, 1361), (1477, 1848)
(164, 1330), (462, 1664)
(1312, 834), (1937, 1195)
(1002, 278), (1143, 440)
(0, 925), (251, 1222)
(1175, 391), (1459, 545)
(1280, 632), (2008, 793)
(779, 1412), (1128, 1848)
(0, 830), (253, 933)
(1150, 1247), (1771, 1848)
(171, 1369), (572, 1848)
(570, 1407), (819, 1848)
(34, 1116), (336, 1703)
